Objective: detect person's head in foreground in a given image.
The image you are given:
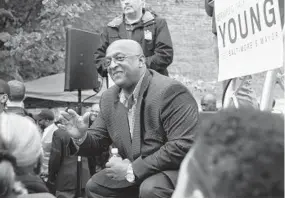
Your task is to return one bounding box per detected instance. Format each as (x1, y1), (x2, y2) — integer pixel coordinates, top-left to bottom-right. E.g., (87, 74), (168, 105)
(173, 109), (284, 198)
(0, 79), (10, 113)
(200, 93), (217, 112)
(0, 113), (42, 197)
(104, 39), (146, 94)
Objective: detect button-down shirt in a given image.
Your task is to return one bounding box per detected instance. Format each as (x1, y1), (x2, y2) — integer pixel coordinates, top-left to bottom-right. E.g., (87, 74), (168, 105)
(73, 72), (145, 146)
(119, 72), (145, 139)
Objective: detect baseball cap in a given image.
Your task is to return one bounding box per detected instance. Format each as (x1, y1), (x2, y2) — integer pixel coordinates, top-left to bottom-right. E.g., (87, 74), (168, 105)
(34, 109), (54, 121)
(0, 79), (10, 96)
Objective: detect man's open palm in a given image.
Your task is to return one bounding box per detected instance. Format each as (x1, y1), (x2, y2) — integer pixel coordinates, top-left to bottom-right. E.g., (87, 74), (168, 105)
(58, 109), (89, 139)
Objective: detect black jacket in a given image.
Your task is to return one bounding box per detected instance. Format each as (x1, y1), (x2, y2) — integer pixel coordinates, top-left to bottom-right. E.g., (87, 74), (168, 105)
(48, 129), (90, 191)
(95, 10), (173, 77)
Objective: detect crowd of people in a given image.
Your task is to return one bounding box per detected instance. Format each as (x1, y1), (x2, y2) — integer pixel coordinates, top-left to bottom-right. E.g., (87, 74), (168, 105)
(0, 0), (284, 198)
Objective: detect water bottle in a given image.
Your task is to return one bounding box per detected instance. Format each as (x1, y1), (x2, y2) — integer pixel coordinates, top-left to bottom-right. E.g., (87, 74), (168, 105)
(109, 148), (122, 162)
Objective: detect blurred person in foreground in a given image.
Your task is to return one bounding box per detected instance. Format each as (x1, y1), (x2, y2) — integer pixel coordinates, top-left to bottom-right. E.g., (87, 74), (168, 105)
(48, 127), (91, 198)
(34, 110), (58, 184)
(200, 93), (218, 112)
(95, 0), (173, 78)
(0, 79), (10, 114)
(172, 109), (284, 198)
(59, 39), (199, 198)
(0, 113), (51, 196)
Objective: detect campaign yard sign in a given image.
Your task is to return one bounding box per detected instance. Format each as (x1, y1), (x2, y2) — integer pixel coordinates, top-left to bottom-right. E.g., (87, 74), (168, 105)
(215, 0), (283, 81)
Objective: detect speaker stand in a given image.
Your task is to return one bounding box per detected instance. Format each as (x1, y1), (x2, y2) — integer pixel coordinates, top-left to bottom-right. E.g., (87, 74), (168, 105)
(75, 89), (83, 198)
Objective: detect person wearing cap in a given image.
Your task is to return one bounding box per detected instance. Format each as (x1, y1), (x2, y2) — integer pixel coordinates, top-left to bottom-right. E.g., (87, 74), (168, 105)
(34, 109), (58, 184)
(0, 79), (10, 113)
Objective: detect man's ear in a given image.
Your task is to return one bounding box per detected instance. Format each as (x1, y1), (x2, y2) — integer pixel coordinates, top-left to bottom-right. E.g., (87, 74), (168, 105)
(138, 55), (146, 67)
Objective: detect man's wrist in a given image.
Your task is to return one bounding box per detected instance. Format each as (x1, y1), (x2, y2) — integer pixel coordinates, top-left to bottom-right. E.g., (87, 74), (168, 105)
(125, 163), (135, 183)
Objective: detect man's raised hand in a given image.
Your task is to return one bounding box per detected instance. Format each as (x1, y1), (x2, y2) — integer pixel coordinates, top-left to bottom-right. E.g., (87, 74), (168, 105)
(57, 109), (90, 139)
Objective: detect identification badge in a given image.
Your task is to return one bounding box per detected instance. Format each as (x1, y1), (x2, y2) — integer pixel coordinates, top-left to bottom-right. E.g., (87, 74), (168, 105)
(144, 30), (152, 40)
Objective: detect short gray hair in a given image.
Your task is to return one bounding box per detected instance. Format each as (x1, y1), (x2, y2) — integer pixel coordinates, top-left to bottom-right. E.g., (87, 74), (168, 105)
(0, 113), (42, 167)
(7, 80), (26, 102)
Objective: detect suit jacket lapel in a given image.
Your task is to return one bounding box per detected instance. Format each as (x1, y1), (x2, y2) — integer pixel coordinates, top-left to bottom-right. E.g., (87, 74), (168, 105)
(132, 70), (152, 159)
(113, 87), (133, 160)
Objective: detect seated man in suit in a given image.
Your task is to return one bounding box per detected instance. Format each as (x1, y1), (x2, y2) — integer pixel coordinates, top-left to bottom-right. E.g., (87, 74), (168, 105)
(48, 128), (90, 198)
(173, 109), (284, 198)
(58, 39), (199, 198)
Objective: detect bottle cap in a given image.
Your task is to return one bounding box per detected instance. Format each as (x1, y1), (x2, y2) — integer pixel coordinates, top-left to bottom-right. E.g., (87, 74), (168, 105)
(111, 148), (118, 154)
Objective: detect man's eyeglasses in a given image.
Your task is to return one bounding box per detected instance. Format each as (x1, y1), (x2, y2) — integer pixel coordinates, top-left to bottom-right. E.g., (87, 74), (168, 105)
(104, 54), (141, 68)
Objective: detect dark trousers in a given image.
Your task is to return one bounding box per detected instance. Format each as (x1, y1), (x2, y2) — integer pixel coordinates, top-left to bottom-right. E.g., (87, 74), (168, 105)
(85, 172), (175, 198)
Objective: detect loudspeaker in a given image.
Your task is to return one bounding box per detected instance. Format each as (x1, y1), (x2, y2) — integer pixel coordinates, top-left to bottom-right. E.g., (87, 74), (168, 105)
(65, 28), (100, 91)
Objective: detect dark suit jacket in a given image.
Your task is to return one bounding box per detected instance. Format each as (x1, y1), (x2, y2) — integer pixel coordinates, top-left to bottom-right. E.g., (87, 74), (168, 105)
(70, 70), (199, 188)
(49, 129), (90, 191)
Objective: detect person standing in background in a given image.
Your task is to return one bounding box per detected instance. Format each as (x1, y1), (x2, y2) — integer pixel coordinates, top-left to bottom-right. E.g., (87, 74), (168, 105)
(6, 80), (26, 115)
(200, 93), (218, 112)
(34, 109), (58, 184)
(48, 128), (90, 198)
(6, 80), (35, 122)
(95, 0), (173, 78)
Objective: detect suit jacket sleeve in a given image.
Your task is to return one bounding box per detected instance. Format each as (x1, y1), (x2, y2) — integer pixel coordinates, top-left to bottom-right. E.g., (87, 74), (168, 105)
(48, 130), (62, 183)
(145, 18), (173, 71)
(132, 83), (199, 180)
(69, 108), (112, 157)
(94, 27), (109, 77)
